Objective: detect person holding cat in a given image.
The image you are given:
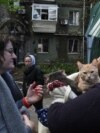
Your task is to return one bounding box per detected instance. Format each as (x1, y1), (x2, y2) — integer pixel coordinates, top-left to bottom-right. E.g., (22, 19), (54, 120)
(47, 59), (100, 133)
(23, 58), (100, 133)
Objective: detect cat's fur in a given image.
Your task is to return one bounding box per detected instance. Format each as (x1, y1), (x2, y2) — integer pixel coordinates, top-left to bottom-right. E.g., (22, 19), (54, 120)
(44, 58), (100, 94)
(97, 57), (100, 76)
(77, 59), (100, 93)
(44, 70), (81, 95)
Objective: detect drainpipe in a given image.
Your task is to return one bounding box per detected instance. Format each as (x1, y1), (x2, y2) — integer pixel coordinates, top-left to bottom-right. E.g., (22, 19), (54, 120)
(82, 0), (85, 61)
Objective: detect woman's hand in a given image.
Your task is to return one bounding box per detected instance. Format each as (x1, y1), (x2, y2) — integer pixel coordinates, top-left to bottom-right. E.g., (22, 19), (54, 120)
(22, 114), (36, 132)
(26, 82), (43, 105)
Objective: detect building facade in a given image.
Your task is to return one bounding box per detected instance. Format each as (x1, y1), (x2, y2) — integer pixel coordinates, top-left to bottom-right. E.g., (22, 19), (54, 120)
(27, 0), (88, 63)
(0, 0), (89, 64)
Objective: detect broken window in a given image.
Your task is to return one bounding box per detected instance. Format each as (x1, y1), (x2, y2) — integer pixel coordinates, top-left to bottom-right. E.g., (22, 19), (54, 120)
(68, 39), (79, 53)
(37, 38), (49, 53)
(69, 11), (79, 26)
(32, 4), (58, 21)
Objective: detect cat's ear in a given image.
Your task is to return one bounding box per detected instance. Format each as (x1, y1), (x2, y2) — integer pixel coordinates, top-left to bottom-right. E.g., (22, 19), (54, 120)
(62, 69), (67, 76)
(91, 59), (98, 67)
(97, 57), (100, 64)
(97, 57), (100, 63)
(59, 69), (67, 76)
(59, 69), (65, 73)
(44, 74), (50, 83)
(77, 61), (83, 70)
(97, 57), (100, 75)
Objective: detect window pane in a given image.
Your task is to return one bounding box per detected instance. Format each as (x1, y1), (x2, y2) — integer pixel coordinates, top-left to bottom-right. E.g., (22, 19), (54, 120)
(73, 40), (78, 52)
(41, 9), (48, 20)
(38, 38), (49, 53)
(49, 9), (57, 20)
(43, 39), (48, 52)
(68, 39), (78, 53)
(37, 44), (43, 52)
(33, 9), (41, 20)
(69, 11), (73, 24)
(69, 11), (79, 25)
(68, 40), (73, 52)
(76, 12), (79, 25)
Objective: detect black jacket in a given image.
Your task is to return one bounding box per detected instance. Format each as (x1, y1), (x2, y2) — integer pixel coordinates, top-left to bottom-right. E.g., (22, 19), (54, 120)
(23, 65), (44, 109)
(47, 83), (100, 133)
(23, 65), (44, 96)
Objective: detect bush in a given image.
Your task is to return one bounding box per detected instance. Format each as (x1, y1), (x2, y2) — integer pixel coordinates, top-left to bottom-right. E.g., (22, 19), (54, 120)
(40, 61), (78, 75)
(13, 60), (78, 81)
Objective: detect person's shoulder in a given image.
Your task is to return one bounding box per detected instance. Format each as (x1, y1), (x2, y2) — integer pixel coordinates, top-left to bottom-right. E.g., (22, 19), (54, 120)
(35, 65), (41, 70)
(90, 83), (100, 90)
(35, 65), (44, 74)
(94, 83), (100, 87)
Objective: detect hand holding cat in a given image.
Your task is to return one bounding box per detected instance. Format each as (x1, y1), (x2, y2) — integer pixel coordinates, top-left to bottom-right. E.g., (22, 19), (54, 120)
(46, 80), (77, 103)
(47, 80), (64, 91)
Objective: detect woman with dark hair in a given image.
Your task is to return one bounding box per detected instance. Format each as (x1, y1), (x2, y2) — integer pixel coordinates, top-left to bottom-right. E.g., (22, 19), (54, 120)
(0, 35), (43, 133)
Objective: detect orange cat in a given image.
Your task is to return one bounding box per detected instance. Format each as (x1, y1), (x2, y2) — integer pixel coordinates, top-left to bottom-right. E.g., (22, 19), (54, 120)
(77, 59), (100, 93)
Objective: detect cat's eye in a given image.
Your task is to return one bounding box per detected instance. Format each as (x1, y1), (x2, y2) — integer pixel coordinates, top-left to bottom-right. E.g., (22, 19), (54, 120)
(83, 72), (87, 74)
(91, 71), (94, 73)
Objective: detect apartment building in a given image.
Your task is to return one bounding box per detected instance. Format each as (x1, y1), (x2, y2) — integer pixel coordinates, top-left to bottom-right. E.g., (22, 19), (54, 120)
(0, 0), (89, 63)
(26, 0), (88, 63)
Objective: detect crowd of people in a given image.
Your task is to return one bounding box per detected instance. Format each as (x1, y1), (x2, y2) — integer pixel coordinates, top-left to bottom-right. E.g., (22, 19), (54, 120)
(0, 34), (100, 133)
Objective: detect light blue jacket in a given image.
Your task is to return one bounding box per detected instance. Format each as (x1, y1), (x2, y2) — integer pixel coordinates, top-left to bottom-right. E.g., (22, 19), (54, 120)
(0, 76), (31, 133)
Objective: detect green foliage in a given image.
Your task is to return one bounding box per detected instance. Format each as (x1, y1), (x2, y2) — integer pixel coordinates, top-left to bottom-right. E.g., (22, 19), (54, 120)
(40, 61), (78, 75)
(8, 0), (25, 13)
(13, 61), (78, 81)
(0, 0), (8, 5)
(0, 0), (25, 13)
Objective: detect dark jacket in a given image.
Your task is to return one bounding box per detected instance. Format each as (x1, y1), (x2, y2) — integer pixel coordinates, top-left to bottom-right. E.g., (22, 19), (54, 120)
(1, 72), (23, 101)
(23, 65), (44, 109)
(1, 72), (24, 109)
(47, 83), (100, 133)
(23, 65), (44, 95)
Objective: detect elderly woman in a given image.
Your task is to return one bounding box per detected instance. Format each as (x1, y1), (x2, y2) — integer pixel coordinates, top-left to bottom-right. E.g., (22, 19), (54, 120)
(23, 54), (44, 110)
(0, 35), (43, 133)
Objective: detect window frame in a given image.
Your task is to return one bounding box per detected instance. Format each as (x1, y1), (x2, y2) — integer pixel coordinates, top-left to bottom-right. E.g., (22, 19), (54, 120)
(67, 39), (79, 54)
(68, 10), (80, 26)
(32, 4), (58, 21)
(37, 38), (49, 53)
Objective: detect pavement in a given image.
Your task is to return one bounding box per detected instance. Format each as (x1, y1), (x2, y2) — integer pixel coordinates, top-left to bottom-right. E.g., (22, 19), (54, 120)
(28, 94), (53, 133)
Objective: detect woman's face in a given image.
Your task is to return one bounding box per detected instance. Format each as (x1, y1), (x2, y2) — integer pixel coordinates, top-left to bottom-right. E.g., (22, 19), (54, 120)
(2, 40), (17, 71)
(24, 57), (32, 67)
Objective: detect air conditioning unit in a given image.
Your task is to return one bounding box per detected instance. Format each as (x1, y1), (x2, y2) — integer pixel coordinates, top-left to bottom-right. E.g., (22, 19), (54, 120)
(60, 19), (68, 25)
(17, 9), (26, 14)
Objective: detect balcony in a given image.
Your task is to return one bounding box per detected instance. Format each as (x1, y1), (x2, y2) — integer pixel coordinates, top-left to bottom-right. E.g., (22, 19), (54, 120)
(32, 3), (58, 33)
